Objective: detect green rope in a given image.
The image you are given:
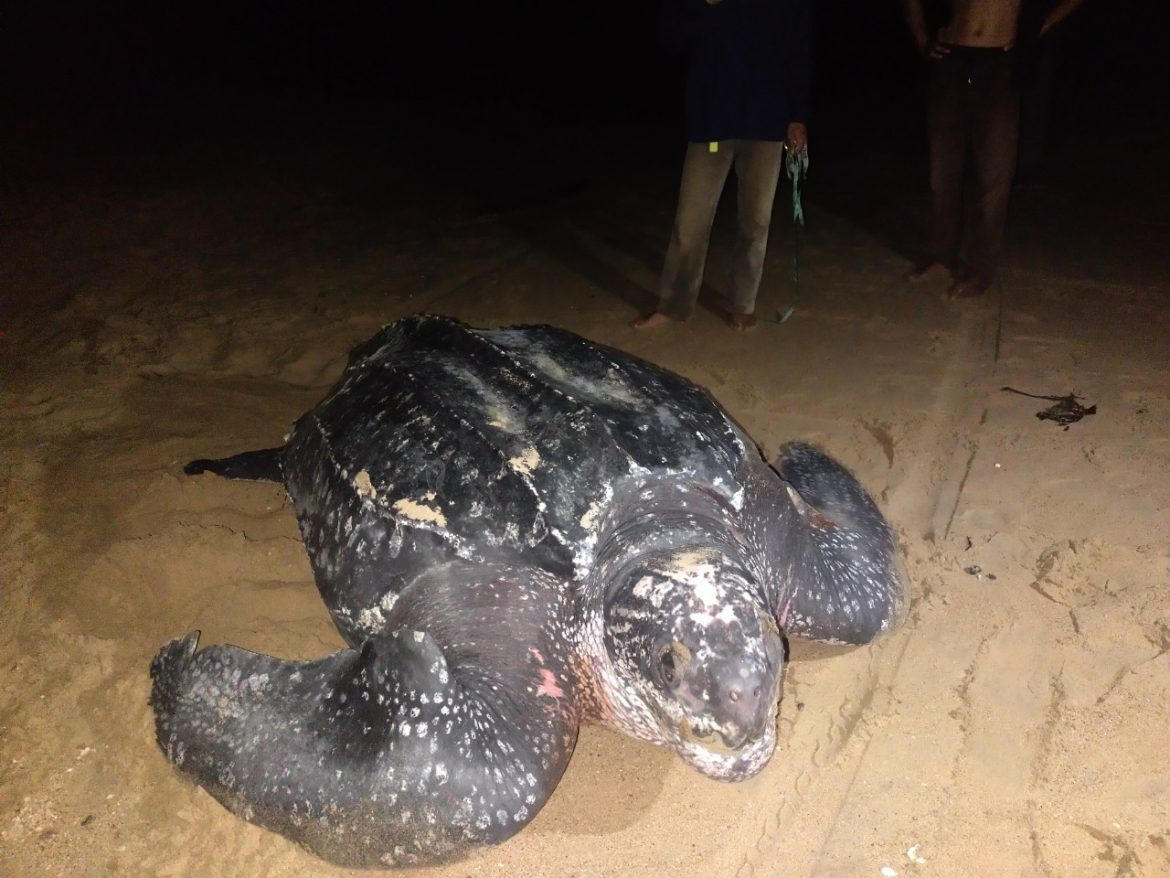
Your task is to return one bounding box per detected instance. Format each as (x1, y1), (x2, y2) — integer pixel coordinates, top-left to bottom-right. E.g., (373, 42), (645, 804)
(777, 146), (808, 324)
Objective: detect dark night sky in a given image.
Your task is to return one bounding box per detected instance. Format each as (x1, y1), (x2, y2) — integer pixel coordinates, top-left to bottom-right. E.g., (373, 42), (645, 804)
(2, 1), (1168, 219)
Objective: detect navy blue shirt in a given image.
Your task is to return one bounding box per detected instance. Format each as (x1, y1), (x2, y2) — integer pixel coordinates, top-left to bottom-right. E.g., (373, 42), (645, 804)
(661, 0), (812, 143)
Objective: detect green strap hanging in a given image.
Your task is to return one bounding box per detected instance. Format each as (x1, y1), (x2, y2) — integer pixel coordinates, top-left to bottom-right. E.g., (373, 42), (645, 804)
(778, 146), (808, 324)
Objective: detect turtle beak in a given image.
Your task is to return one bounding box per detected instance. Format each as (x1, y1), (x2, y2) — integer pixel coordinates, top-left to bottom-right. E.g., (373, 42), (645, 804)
(713, 669), (774, 748)
(708, 624), (783, 748)
(670, 615), (784, 750)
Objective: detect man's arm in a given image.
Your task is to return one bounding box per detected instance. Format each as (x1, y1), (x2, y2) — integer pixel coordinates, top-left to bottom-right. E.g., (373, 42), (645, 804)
(899, 0), (932, 55)
(785, 0), (812, 152)
(901, 0), (951, 59)
(1041, 0), (1088, 36)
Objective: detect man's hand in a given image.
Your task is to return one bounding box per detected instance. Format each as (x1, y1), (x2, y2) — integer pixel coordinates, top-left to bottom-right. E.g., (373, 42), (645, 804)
(923, 38), (951, 60)
(786, 122), (808, 154)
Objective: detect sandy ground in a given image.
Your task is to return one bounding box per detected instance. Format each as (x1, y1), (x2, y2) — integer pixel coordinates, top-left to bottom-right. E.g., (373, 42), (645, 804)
(3, 105), (1169, 878)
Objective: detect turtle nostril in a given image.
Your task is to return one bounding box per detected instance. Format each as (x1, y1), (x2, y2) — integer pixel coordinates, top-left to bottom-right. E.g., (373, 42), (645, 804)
(720, 675), (768, 726)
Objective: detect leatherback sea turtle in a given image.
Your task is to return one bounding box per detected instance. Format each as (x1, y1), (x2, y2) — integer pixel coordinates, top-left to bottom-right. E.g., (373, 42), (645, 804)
(150, 314), (906, 868)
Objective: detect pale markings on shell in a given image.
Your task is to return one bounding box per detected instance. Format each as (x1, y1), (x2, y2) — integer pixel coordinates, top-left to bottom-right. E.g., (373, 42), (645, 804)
(524, 352), (643, 409)
(578, 501), (603, 530)
(451, 365), (525, 434)
(507, 447), (540, 476)
(352, 469), (377, 499)
(487, 410), (516, 430)
(357, 604), (386, 632)
(392, 497), (447, 527)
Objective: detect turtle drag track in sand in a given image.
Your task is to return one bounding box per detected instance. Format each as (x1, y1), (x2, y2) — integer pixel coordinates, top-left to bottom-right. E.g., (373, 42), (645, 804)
(3, 111), (1169, 876)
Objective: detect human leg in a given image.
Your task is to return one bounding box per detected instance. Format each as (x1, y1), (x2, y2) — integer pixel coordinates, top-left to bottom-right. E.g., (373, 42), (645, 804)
(653, 143), (733, 321)
(917, 56), (968, 281)
(728, 140), (784, 321)
(963, 52), (1020, 291)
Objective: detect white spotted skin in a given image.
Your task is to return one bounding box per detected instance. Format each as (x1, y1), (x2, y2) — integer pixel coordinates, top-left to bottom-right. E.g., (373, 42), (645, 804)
(566, 477), (788, 782)
(152, 563), (580, 868)
(155, 316), (908, 867)
(576, 582), (780, 781)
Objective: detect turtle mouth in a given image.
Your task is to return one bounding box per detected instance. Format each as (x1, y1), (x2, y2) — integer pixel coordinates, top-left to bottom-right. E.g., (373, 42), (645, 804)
(661, 671), (783, 781)
(677, 717), (755, 753)
(674, 717), (777, 781)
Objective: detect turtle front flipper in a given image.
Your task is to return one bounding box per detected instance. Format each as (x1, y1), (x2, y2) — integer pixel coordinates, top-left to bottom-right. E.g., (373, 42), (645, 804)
(770, 442), (908, 645)
(183, 447), (284, 482)
(150, 566), (580, 868)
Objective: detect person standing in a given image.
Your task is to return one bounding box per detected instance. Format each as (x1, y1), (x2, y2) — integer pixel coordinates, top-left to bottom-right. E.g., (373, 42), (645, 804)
(901, 0), (1087, 298)
(635, 0), (811, 330)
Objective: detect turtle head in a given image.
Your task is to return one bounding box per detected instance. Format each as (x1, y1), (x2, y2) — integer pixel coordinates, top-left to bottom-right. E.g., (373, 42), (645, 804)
(603, 546), (784, 781)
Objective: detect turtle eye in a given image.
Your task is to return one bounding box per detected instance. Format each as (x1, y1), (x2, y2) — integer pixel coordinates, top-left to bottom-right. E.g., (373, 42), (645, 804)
(658, 646), (676, 684)
(657, 643), (687, 689)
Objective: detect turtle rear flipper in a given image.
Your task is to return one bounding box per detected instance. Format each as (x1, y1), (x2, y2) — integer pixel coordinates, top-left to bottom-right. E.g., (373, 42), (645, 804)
(774, 442), (907, 645)
(149, 563), (579, 868)
(183, 447), (284, 482)
(149, 630), (202, 757)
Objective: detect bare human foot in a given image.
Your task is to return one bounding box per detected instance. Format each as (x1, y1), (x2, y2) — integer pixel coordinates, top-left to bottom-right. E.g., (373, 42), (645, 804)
(631, 311), (677, 329)
(728, 312), (758, 331)
(907, 262), (950, 284)
(946, 276), (991, 299)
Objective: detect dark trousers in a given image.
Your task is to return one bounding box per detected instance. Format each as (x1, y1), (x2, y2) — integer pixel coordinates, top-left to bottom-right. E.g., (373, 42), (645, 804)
(926, 46), (1020, 282)
(658, 140), (784, 320)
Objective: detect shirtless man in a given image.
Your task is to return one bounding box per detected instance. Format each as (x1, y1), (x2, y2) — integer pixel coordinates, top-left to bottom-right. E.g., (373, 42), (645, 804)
(901, 0), (1086, 297)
